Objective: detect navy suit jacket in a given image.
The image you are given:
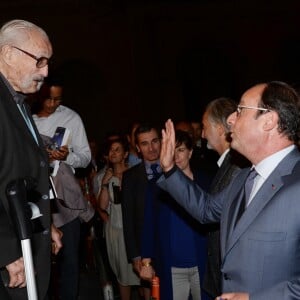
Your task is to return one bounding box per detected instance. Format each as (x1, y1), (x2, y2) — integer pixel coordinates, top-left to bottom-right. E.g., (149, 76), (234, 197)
(121, 162), (148, 261)
(158, 148), (300, 299)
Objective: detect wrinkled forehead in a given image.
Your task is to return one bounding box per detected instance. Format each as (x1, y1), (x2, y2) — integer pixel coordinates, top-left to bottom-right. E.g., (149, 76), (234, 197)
(23, 29), (52, 57)
(240, 84), (266, 106)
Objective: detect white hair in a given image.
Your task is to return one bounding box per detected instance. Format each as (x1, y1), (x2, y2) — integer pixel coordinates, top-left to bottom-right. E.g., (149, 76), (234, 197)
(0, 19), (49, 48)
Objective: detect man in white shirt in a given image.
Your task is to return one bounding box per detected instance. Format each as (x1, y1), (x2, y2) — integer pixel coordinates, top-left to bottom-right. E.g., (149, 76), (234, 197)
(33, 78), (92, 300)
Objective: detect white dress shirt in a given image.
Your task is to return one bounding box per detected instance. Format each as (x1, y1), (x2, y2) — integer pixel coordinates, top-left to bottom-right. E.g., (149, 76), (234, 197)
(217, 148), (230, 167)
(33, 105), (91, 168)
(247, 144), (295, 206)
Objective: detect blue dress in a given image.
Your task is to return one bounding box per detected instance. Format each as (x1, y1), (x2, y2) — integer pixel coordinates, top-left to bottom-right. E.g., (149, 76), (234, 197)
(141, 171), (212, 300)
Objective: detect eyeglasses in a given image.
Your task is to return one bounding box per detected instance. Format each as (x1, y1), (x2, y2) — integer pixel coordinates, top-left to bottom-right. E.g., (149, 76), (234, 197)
(12, 46), (49, 68)
(236, 105), (270, 116)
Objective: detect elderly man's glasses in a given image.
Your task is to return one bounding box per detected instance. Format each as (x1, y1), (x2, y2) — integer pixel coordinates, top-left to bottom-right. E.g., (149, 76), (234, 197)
(12, 46), (49, 68)
(236, 105), (270, 117)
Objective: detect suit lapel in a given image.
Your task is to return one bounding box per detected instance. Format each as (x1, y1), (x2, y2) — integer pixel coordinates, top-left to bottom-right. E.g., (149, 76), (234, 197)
(224, 149), (300, 257)
(221, 168), (249, 254)
(139, 162), (148, 181)
(0, 76), (44, 153)
(18, 104), (41, 145)
(13, 102), (46, 153)
(210, 152), (232, 192)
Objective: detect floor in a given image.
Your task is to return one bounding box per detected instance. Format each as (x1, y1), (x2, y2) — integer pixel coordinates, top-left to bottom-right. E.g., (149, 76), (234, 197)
(77, 239), (141, 300)
(52, 221), (141, 300)
(77, 269), (103, 299)
(77, 268), (141, 300)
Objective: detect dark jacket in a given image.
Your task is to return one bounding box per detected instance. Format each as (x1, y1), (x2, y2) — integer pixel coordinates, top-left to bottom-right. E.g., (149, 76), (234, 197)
(0, 75), (51, 299)
(203, 149), (249, 298)
(121, 162), (148, 260)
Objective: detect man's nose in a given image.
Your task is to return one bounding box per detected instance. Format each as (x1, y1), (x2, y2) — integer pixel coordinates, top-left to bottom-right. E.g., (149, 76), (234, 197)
(47, 99), (57, 107)
(227, 112), (237, 127)
(149, 143), (155, 150)
(39, 64), (48, 77)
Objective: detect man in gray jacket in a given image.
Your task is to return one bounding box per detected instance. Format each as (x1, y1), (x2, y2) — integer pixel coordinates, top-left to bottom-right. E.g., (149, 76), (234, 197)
(158, 81), (300, 300)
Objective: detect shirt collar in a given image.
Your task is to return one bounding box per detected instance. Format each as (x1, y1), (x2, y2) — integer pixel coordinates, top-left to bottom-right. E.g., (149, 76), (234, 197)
(254, 144), (295, 179)
(217, 148), (230, 167)
(144, 160), (161, 175)
(33, 104), (64, 120)
(144, 160), (160, 169)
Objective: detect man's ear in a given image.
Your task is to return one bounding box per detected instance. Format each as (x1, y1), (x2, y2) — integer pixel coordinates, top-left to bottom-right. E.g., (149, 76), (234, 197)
(263, 111), (278, 131)
(1, 45), (14, 66)
(217, 124), (225, 136)
(136, 144), (140, 153)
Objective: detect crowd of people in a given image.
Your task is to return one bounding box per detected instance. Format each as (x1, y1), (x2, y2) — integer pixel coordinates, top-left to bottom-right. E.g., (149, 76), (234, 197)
(1, 17), (300, 300)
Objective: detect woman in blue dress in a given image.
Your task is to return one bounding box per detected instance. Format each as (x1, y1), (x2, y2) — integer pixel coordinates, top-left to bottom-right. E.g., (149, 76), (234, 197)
(140, 130), (211, 300)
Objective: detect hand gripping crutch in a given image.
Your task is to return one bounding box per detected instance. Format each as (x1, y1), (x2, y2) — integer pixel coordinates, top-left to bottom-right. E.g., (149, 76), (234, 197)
(6, 178), (41, 300)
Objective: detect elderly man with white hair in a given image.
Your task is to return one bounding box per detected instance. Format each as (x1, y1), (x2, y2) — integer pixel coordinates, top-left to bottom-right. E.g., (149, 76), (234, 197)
(0, 19), (62, 300)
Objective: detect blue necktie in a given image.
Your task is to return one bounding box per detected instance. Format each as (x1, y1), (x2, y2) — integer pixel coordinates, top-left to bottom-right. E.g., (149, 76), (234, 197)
(244, 168), (258, 207)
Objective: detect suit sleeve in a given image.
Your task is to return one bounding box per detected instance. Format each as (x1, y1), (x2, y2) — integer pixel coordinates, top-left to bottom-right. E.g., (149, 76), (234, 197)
(157, 167), (224, 224)
(0, 208), (22, 268)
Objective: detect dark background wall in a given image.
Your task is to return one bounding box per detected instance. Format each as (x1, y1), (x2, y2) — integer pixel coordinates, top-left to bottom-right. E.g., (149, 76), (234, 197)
(1, 0), (300, 142)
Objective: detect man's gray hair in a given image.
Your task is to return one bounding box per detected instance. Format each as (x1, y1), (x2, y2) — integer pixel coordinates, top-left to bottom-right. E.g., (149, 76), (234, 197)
(205, 97), (237, 133)
(0, 19), (49, 48)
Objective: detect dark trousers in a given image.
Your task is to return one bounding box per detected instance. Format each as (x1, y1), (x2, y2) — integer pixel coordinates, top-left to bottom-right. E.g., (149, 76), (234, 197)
(57, 218), (81, 300)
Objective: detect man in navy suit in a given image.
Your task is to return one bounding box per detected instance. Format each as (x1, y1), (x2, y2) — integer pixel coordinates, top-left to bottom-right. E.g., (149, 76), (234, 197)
(0, 19), (62, 299)
(122, 123), (161, 300)
(158, 81), (300, 300)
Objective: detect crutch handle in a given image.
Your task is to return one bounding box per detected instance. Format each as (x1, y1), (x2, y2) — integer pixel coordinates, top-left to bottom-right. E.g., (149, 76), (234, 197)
(6, 178), (39, 300)
(6, 178), (36, 240)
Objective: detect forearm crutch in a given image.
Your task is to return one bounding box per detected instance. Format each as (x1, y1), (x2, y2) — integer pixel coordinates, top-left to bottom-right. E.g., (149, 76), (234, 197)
(6, 178), (40, 300)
